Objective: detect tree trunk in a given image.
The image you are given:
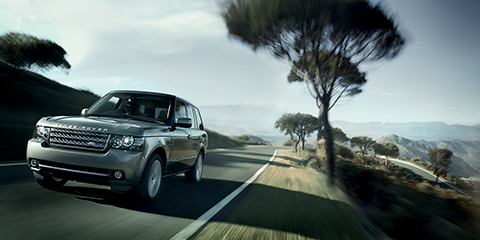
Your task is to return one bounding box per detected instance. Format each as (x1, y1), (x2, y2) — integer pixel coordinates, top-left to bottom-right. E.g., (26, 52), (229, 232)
(301, 132), (305, 150)
(317, 118), (323, 141)
(319, 105), (335, 185)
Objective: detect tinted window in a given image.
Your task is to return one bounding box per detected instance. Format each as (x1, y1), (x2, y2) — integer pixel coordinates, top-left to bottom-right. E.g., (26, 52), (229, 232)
(194, 107), (204, 130)
(86, 93), (172, 123)
(186, 104), (195, 126)
(175, 100), (187, 122)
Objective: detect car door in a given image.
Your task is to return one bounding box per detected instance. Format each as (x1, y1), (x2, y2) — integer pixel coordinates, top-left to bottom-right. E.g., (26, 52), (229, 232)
(186, 104), (201, 163)
(169, 100), (193, 172)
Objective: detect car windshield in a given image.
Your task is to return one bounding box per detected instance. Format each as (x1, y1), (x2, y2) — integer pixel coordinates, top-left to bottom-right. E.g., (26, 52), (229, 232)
(86, 93), (172, 124)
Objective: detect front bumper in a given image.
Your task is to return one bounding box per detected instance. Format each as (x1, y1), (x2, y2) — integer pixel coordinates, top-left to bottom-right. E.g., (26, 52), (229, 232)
(26, 139), (147, 192)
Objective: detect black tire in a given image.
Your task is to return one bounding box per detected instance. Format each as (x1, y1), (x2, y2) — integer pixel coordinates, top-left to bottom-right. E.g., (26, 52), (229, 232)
(185, 153), (204, 183)
(135, 153), (163, 202)
(37, 176), (67, 190)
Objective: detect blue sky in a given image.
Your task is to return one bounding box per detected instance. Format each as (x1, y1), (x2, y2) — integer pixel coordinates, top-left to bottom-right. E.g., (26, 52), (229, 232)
(1, 0), (479, 137)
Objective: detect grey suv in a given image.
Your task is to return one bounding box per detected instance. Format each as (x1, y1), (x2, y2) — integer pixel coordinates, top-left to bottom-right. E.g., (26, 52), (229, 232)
(26, 90), (208, 202)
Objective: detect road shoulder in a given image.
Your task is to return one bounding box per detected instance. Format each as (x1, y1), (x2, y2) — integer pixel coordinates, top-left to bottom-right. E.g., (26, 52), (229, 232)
(193, 149), (386, 239)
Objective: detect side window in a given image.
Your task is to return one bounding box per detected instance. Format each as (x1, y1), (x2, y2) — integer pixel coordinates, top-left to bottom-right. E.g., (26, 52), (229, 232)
(194, 107), (204, 130)
(186, 104), (195, 127)
(175, 100), (187, 122)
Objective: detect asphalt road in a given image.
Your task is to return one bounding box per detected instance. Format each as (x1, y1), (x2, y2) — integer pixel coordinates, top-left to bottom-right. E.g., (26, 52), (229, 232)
(388, 158), (454, 189)
(0, 146), (283, 240)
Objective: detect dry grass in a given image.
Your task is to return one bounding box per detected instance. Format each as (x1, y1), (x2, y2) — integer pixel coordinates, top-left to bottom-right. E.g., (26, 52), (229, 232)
(193, 150), (386, 240)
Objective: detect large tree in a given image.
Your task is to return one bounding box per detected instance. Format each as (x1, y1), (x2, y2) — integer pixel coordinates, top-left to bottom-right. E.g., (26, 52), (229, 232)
(428, 148), (453, 183)
(275, 113), (317, 151)
(0, 32), (71, 73)
(222, 0), (406, 183)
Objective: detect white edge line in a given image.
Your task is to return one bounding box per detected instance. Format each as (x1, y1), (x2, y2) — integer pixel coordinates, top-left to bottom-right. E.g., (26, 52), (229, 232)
(170, 149), (278, 240)
(0, 163), (27, 167)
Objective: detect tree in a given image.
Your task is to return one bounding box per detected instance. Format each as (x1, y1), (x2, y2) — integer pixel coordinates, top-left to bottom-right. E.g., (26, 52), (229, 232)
(274, 113), (317, 151)
(332, 127), (349, 143)
(350, 136), (375, 164)
(319, 127), (349, 143)
(237, 135), (250, 142)
(428, 148), (453, 183)
(222, 0), (406, 183)
(378, 142), (399, 165)
(0, 32), (71, 73)
(372, 143), (384, 161)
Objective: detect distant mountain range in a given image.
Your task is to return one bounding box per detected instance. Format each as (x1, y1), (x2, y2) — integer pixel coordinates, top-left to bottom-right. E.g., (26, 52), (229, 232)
(376, 134), (480, 178)
(332, 121), (480, 141)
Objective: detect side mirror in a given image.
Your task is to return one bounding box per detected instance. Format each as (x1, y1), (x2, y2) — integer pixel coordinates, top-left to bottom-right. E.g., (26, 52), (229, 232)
(175, 118), (192, 128)
(81, 108), (89, 116)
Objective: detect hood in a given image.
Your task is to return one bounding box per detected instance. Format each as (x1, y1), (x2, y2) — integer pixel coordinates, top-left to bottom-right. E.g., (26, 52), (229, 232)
(37, 116), (170, 136)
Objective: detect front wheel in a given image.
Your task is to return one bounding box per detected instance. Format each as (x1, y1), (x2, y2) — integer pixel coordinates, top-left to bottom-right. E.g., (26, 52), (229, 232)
(135, 153), (163, 202)
(37, 176), (67, 190)
(185, 153), (203, 183)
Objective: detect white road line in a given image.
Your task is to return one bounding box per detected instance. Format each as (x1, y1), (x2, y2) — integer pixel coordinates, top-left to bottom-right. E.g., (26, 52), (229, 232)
(0, 163), (26, 167)
(170, 149), (278, 240)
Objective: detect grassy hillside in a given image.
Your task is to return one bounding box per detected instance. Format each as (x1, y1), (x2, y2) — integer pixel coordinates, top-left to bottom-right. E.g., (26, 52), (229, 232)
(0, 62), (100, 160)
(0, 63), (248, 160)
(308, 142), (480, 240)
(377, 134), (480, 177)
(206, 129), (244, 149)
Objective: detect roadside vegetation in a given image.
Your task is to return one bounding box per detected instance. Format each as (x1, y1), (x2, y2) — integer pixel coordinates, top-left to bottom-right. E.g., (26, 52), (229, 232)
(408, 156), (480, 200)
(307, 142), (480, 240)
(194, 149), (386, 239)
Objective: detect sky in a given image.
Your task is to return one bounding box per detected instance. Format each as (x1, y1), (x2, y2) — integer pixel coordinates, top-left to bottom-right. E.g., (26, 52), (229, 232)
(0, 0), (479, 138)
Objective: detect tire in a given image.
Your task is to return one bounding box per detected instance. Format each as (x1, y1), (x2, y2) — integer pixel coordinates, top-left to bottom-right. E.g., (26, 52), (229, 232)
(135, 153), (163, 202)
(37, 176), (67, 190)
(185, 153), (203, 183)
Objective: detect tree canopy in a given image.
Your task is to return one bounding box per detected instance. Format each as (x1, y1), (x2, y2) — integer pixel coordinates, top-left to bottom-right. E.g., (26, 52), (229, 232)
(374, 142), (399, 165)
(274, 112), (317, 151)
(428, 148), (453, 183)
(0, 32), (71, 73)
(320, 127), (350, 143)
(223, 0), (406, 183)
(350, 136), (375, 164)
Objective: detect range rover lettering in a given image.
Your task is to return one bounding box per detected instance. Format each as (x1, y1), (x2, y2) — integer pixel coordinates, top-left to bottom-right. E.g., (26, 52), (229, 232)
(26, 90), (208, 202)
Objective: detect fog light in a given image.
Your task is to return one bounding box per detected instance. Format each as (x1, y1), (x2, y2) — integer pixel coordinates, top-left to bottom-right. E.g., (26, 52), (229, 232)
(114, 171), (123, 179)
(30, 159), (39, 167)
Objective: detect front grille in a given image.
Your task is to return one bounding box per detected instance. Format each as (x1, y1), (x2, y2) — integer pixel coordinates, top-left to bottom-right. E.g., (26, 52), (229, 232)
(49, 127), (110, 150)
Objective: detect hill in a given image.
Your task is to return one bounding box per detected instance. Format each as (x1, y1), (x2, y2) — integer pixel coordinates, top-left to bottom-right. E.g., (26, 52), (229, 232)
(376, 134), (480, 178)
(206, 129), (244, 149)
(0, 62), (252, 160)
(333, 121), (480, 141)
(0, 62), (100, 160)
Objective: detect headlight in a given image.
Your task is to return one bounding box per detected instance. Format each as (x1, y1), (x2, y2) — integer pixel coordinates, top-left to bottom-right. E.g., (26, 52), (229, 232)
(33, 126), (50, 141)
(111, 135), (143, 151)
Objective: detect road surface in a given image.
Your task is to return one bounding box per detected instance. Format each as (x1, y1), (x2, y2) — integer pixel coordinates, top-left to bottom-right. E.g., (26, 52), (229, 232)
(0, 146), (283, 240)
